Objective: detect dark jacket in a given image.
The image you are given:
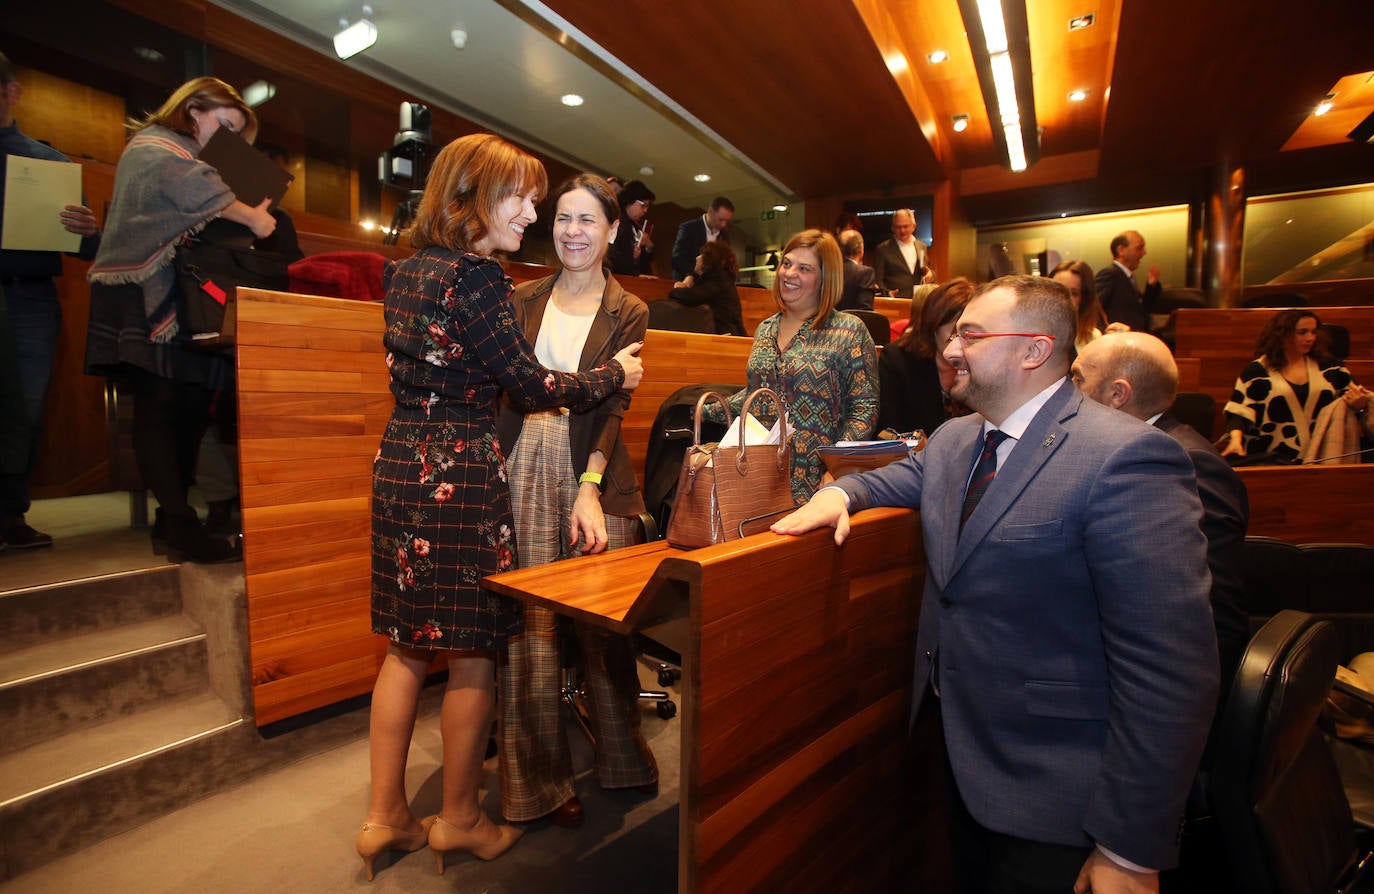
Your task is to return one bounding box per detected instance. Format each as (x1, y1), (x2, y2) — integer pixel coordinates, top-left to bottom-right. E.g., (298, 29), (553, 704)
(497, 272), (649, 516)
(838, 257), (878, 311)
(1094, 262), (1160, 332)
(611, 215), (653, 276)
(667, 270), (746, 336)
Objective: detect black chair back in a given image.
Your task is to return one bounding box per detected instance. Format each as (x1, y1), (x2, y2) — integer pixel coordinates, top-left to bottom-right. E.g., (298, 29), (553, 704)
(1242, 291), (1310, 308)
(1210, 610), (1363, 894)
(1322, 324), (1352, 362)
(844, 309), (891, 346)
(648, 299), (715, 334)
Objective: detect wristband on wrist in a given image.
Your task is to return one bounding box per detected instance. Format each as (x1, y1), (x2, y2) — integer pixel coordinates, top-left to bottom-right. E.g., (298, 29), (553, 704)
(579, 471), (604, 488)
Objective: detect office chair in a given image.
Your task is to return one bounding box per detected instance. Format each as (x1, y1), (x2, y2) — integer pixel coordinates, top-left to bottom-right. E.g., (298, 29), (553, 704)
(557, 511), (677, 748)
(844, 308), (892, 346)
(1210, 610), (1374, 893)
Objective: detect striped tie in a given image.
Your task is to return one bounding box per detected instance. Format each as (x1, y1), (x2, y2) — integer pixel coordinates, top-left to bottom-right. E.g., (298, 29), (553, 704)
(960, 430), (1009, 532)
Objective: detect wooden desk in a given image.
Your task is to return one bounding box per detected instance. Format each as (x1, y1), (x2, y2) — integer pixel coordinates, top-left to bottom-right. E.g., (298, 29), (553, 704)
(1237, 464), (1374, 545)
(486, 507), (925, 893)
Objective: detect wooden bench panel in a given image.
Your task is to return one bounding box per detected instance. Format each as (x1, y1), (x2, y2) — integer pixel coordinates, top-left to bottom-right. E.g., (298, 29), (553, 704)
(1238, 465), (1374, 545)
(237, 289), (753, 724)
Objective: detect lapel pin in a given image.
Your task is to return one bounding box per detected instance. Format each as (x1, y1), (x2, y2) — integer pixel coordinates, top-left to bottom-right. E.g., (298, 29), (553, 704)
(1042, 434), (1056, 447)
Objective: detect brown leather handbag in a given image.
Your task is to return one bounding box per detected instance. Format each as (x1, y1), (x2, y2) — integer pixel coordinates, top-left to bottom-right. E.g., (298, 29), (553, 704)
(665, 388), (796, 549)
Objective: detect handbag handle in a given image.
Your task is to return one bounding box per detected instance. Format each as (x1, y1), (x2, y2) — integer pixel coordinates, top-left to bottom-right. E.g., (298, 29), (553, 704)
(691, 391), (733, 447)
(737, 387), (790, 474)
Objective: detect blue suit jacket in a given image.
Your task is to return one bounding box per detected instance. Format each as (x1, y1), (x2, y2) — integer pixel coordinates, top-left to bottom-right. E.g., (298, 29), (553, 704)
(837, 380), (1217, 869)
(671, 216), (711, 282)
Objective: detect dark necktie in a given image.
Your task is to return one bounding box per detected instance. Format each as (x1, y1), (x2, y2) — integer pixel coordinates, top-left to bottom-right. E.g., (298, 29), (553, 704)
(960, 430), (1009, 531)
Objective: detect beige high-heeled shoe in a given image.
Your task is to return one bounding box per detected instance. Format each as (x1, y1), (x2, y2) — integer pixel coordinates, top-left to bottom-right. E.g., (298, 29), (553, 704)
(355, 815), (436, 881)
(428, 813), (523, 874)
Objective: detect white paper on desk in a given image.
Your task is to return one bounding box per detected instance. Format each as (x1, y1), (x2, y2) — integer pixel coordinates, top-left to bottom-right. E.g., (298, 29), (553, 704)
(3, 155), (81, 252)
(706, 412), (782, 467)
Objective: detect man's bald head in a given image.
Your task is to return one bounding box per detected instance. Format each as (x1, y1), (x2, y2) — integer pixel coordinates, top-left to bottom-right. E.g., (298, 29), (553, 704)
(1071, 332), (1179, 419)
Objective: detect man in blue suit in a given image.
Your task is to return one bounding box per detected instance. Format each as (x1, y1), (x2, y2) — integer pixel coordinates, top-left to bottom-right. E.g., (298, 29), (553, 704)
(773, 275), (1217, 893)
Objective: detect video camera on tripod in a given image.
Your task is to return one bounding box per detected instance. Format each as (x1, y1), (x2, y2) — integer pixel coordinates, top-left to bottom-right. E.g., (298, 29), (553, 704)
(378, 102), (433, 244)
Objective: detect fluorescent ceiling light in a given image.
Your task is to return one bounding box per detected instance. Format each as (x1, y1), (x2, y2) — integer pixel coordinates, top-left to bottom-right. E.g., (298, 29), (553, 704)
(772, 204), (788, 212)
(990, 53), (1020, 127)
(1004, 124), (1027, 172)
(334, 19), (377, 60)
(242, 80), (276, 107)
(977, 0), (1009, 54)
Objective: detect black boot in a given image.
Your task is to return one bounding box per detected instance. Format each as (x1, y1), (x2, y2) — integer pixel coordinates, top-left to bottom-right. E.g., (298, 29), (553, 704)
(204, 498), (240, 539)
(164, 514), (242, 564)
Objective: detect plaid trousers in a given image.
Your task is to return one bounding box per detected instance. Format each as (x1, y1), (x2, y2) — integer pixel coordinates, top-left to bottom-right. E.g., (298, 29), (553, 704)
(498, 411), (657, 822)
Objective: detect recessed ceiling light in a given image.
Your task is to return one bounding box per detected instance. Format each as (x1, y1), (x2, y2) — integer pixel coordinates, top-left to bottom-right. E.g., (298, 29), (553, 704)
(638, 165), (655, 176)
(772, 204), (788, 212)
(1067, 89), (1089, 102)
(560, 94), (584, 107)
(927, 49), (949, 64)
(333, 19), (378, 60)
(693, 173), (711, 183)
(360, 219), (376, 231)
(952, 114), (970, 133)
(133, 47), (165, 63)
(1315, 93), (1335, 116)
(1068, 14), (1095, 30)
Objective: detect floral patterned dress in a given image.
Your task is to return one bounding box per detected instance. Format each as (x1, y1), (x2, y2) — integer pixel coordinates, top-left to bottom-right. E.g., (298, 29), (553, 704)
(371, 247), (624, 652)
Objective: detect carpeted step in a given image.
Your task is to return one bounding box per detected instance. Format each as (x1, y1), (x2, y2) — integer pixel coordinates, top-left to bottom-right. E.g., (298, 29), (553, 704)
(0, 567), (182, 653)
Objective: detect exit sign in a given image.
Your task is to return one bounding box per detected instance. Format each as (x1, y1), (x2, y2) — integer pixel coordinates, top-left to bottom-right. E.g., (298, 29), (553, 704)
(760, 209), (776, 221)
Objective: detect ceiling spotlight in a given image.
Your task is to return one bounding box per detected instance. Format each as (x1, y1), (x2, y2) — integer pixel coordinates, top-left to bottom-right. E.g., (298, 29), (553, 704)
(242, 80), (276, 108)
(772, 203), (788, 212)
(360, 219), (376, 231)
(560, 94), (584, 107)
(334, 18), (377, 59)
(952, 114), (970, 133)
(693, 173), (711, 183)
(1067, 89), (1089, 103)
(885, 52), (909, 75)
(133, 46), (165, 63)
(1315, 93), (1336, 116)
(927, 49), (949, 64)
(1068, 13), (1095, 30)
(638, 165), (655, 176)
(451, 29), (467, 50)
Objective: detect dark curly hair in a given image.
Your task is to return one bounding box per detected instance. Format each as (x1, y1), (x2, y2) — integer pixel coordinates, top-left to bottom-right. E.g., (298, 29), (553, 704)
(1255, 308), (1328, 369)
(697, 239), (738, 278)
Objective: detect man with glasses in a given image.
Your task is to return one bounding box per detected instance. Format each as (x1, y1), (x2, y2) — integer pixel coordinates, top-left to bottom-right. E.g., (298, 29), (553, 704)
(774, 275), (1217, 894)
(872, 208), (933, 298)
(0, 52), (100, 550)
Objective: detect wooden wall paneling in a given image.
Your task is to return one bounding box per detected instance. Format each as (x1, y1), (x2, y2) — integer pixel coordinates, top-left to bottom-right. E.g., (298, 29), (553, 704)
(1237, 466), (1374, 546)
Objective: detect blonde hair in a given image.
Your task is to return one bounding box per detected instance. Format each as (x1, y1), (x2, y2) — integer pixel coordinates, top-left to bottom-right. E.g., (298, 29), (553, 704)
(128, 77), (257, 143)
(772, 229), (844, 327)
(410, 133), (548, 255)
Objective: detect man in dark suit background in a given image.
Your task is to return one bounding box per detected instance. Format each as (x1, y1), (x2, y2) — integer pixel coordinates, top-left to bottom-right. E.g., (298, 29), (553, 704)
(837, 229), (877, 311)
(1072, 332), (1251, 755)
(1095, 230), (1161, 332)
(871, 208), (932, 298)
(774, 275), (1217, 894)
(670, 195), (733, 282)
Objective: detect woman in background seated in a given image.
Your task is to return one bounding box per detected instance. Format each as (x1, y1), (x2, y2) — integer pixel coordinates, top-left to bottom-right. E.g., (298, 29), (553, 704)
(668, 240), (746, 336)
(496, 173), (657, 830)
(875, 277), (973, 438)
(363, 136), (643, 879)
(708, 229), (878, 504)
(85, 77), (276, 564)
(1050, 259), (1122, 352)
(1223, 308), (1369, 463)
